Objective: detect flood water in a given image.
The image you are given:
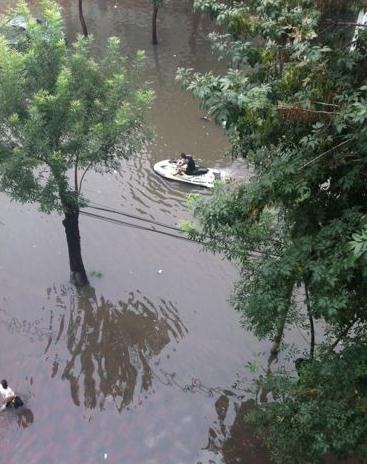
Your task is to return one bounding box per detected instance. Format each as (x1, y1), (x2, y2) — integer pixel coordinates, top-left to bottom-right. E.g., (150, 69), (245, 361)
(0, 1), (275, 463)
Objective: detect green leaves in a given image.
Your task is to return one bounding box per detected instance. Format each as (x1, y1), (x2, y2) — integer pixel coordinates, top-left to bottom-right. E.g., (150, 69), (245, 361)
(350, 226), (367, 259)
(0, 1), (152, 213)
(177, 66), (274, 143)
(248, 346), (367, 463)
(180, 0), (367, 461)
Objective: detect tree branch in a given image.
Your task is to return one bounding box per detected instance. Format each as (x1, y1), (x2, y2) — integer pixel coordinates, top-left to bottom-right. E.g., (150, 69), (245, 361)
(305, 283), (315, 359)
(300, 138), (352, 169)
(310, 100), (340, 108)
(78, 0), (88, 38)
(277, 105), (341, 116)
(325, 20), (367, 27)
(74, 156), (78, 193)
(328, 317), (359, 353)
(78, 161), (94, 193)
(269, 283), (294, 365)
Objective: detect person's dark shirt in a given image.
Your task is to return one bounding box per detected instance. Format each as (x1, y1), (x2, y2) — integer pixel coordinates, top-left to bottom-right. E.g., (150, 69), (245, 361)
(186, 158), (195, 174)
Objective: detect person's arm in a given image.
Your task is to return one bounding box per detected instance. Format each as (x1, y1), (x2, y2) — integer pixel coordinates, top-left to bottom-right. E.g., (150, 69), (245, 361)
(4, 388), (15, 406)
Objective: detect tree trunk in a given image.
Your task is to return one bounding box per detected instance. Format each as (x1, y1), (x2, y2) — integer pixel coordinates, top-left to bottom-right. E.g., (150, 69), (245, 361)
(268, 283), (294, 366)
(78, 0), (88, 38)
(152, 5), (159, 45)
(268, 311), (288, 364)
(62, 209), (89, 287)
(305, 283), (315, 359)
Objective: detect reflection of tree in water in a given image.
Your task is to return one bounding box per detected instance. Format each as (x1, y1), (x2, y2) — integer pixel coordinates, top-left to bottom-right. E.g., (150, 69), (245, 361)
(147, 368), (269, 463)
(17, 408), (34, 429)
(0, 306), (50, 343)
(200, 395), (270, 464)
(45, 286), (187, 412)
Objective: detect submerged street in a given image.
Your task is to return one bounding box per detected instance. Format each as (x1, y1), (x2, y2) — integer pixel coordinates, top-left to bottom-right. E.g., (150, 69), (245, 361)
(0, 0), (365, 463)
(0, 1), (272, 462)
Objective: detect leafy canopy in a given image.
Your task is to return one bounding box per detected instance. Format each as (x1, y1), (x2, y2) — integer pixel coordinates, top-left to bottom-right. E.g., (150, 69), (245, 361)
(178, 0), (367, 461)
(0, 0), (153, 212)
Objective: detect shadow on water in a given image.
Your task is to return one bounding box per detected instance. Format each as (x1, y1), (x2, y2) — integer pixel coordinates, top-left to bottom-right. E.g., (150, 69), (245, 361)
(0, 290), (271, 464)
(197, 396), (270, 464)
(44, 285), (187, 412)
(15, 408), (34, 429)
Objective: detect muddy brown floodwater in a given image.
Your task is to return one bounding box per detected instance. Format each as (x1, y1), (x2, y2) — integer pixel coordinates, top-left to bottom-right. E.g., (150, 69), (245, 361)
(0, 1), (277, 463)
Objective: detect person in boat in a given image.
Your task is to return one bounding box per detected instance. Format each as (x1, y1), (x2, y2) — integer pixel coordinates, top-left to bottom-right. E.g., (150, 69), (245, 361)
(174, 153), (186, 173)
(185, 154), (196, 175)
(0, 379), (16, 412)
(176, 153), (187, 168)
(0, 379), (23, 411)
(176, 153), (196, 175)
(174, 153), (187, 175)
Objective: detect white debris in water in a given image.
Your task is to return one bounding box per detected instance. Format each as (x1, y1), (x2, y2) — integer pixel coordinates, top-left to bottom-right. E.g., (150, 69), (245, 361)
(104, 453), (108, 459)
(157, 269), (163, 274)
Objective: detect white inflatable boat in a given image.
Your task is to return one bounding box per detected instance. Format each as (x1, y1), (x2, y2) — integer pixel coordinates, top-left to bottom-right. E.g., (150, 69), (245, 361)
(153, 159), (222, 188)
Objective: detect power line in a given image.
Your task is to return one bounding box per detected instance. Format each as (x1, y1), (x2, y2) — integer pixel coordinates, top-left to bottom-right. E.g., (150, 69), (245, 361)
(81, 192), (278, 256)
(85, 203), (181, 232)
(80, 209), (277, 258)
(80, 210), (192, 243)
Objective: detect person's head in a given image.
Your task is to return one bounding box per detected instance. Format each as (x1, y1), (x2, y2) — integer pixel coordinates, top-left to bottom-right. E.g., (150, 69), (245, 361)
(186, 154), (193, 160)
(180, 153), (187, 159)
(1, 379), (8, 389)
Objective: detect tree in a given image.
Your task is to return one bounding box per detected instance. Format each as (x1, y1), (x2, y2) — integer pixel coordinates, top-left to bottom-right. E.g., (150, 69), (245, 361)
(78, 0), (88, 38)
(152, 0), (163, 45)
(0, 1), (153, 286)
(178, 0), (367, 461)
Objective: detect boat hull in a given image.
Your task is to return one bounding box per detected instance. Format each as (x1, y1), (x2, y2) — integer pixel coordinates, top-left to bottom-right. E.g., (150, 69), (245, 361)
(153, 160), (220, 188)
